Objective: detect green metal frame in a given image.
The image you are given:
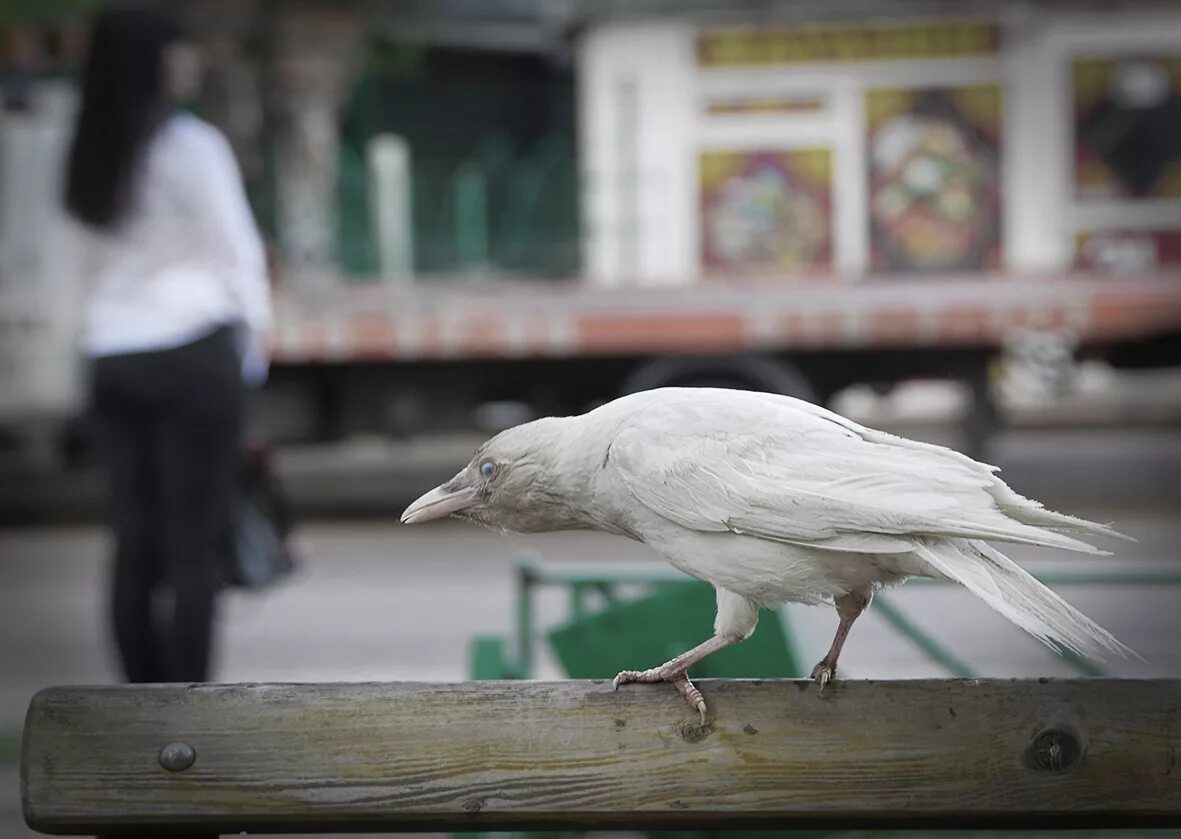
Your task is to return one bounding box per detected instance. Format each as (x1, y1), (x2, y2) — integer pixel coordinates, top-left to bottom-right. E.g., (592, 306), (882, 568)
(473, 552), (1181, 682)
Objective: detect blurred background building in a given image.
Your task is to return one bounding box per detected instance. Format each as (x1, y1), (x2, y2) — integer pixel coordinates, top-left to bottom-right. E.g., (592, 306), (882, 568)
(2, 0), (1179, 466)
(2, 3), (1181, 833)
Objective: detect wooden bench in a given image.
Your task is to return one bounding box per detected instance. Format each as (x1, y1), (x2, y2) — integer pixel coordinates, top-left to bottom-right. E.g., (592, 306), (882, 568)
(20, 679), (1181, 835)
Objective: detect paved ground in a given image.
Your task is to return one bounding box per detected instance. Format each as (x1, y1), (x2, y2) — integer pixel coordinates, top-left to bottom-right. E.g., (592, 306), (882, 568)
(3, 424), (1180, 837)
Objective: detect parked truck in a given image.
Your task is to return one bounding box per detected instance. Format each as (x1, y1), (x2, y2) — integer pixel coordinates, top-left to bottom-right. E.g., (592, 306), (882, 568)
(261, 273), (1181, 451)
(2, 5), (1180, 469)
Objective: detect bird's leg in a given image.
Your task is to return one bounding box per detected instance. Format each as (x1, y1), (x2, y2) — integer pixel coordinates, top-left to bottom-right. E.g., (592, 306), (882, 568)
(612, 633), (740, 723)
(614, 588), (759, 723)
(810, 589), (872, 690)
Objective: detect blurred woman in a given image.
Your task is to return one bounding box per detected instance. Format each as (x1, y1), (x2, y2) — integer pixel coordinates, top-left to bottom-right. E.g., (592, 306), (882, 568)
(64, 4), (271, 683)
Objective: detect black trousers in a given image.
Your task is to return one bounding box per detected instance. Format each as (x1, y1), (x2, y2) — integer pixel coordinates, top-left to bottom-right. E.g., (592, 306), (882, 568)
(91, 325), (244, 683)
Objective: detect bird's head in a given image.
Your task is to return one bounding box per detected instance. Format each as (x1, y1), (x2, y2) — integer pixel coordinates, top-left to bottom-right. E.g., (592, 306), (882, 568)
(400, 417), (587, 532)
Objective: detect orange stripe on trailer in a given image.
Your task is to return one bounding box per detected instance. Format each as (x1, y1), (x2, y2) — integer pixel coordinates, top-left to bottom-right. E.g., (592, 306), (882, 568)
(455, 314), (511, 356)
(812, 311), (847, 345)
(936, 305), (991, 343)
(521, 316), (557, 354)
(1039, 305), (1073, 332)
(501, 316), (548, 356)
(1090, 289), (1181, 339)
(352, 314), (397, 360)
(868, 308), (922, 345)
(299, 320), (330, 362)
(776, 312), (808, 343)
(1090, 296), (1146, 337)
(774, 311), (847, 347)
(999, 306), (1031, 332)
(576, 313), (746, 353)
(385, 316), (436, 358)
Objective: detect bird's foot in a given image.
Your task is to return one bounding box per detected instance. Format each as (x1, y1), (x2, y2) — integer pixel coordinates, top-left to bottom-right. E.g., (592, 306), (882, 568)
(614, 665), (708, 723)
(809, 660), (836, 691)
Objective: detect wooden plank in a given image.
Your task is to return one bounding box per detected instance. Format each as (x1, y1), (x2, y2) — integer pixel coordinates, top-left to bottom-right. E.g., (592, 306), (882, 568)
(21, 679), (1181, 834)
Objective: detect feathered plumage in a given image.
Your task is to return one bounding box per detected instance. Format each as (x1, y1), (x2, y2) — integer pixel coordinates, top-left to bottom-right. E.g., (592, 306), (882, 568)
(403, 387), (1135, 718)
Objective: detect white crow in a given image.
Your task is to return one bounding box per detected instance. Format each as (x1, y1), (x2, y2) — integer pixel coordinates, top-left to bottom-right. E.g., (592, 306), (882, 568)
(402, 387), (1133, 721)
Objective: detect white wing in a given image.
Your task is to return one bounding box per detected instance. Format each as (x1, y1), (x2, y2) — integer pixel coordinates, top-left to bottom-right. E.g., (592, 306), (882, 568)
(606, 389), (1124, 555)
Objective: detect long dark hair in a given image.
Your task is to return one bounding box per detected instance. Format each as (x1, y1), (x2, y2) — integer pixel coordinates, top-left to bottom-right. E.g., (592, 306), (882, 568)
(64, 4), (184, 228)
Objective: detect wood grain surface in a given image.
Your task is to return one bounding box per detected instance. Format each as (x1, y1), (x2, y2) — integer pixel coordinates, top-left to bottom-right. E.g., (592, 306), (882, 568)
(20, 679), (1181, 834)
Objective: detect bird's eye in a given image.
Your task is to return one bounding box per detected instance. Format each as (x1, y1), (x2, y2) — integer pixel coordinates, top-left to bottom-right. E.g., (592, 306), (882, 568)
(479, 461), (498, 479)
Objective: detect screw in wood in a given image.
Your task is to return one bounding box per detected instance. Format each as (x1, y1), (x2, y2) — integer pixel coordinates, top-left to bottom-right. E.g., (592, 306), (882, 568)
(158, 741), (196, 772)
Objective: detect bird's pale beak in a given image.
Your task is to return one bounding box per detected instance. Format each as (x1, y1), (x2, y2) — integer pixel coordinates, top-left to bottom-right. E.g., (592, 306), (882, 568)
(400, 483), (479, 524)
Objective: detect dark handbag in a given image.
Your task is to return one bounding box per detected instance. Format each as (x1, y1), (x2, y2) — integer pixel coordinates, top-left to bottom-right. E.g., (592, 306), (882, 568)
(223, 441), (300, 590)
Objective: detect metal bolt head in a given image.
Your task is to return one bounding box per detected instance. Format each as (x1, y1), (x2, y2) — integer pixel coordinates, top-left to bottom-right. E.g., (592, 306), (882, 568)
(158, 741), (196, 772)
(1030, 728), (1080, 772)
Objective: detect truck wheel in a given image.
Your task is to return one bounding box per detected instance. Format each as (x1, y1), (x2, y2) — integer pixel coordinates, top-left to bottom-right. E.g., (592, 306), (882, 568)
(621, 354), (818, 404)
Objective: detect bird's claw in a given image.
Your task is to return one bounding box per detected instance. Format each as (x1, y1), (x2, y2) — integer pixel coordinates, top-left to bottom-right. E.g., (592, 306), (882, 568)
(809, 661), (835, 691)
(680, 679), (708, 725)
(612, 668), (663, 689)
(613, 666), (709, 722)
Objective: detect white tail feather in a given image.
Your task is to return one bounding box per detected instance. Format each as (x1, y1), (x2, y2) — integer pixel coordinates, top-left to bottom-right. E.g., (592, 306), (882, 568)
(913, 539), (1137, 661)
(987, 484), (1136, 543)
(951, 517), (1112, 555)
